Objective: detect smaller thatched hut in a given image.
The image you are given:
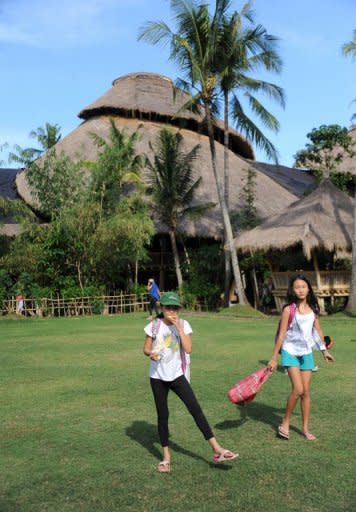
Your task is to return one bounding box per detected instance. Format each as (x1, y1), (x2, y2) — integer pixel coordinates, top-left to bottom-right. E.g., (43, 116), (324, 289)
(234, 179), (354, 311)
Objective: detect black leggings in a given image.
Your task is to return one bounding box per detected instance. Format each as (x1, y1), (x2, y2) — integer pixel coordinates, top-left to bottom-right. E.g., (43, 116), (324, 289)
(150, 375), (214, 446)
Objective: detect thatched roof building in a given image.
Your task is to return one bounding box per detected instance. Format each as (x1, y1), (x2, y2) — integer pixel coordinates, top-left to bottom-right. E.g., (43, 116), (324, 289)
(247, 161), (315, 197)
(234, 179), (354, 258)
(0, 169), (18, 199)
(16, 72), (303, 238)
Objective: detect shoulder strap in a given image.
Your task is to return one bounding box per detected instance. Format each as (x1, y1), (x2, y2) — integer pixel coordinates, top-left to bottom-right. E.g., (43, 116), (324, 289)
(275, 303), (297, 342)
(287, 303), (297, 329)
(151, 318), (161, 340)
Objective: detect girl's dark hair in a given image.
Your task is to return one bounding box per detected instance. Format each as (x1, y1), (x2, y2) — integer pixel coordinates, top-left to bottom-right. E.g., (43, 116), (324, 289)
(286, 274), (320, 315)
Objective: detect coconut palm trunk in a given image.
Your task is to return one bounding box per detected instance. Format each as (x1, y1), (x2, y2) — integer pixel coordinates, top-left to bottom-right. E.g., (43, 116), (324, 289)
(346, 181), (356, 312)
(223, 89), (232, 307)
(204, 103), (248, 305)
(168, 227), (183, 289)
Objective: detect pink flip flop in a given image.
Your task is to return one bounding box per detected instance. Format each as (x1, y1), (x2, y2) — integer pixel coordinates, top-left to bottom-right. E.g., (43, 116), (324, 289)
(303, 432), (317, 441)
(158, 460), (171, 473)
(277, 425), (289, 440)
(213, 450), (239, 463)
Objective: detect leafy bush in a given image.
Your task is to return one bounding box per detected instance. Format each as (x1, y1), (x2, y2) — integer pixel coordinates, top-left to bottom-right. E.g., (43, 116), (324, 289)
(91, 299), (104, 315)
(129, 283), (147, 296)
(325, 297), (347, 315)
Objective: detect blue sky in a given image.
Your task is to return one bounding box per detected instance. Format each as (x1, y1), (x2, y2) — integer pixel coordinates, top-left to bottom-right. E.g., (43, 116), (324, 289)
(0, 0), (355, 167)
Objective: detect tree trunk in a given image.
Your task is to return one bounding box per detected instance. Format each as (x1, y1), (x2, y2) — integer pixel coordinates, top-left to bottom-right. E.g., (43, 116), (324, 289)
(250, 252), (260, 309)
(223, 89), (231, 307)
(346, 180), (356, 312)
(134, 260), (138, 285)
(204, 103), (249, 305)
(76, 261), (84, 293)
(169, 228), (183, 289)
(224, 251), (231, 306)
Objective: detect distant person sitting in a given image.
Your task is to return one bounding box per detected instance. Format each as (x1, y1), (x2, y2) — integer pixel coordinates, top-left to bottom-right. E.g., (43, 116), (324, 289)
(147, 278), (160, 320)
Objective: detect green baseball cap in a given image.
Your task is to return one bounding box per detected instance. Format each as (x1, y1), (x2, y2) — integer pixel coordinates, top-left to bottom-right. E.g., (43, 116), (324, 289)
(160, 291), (182, 308)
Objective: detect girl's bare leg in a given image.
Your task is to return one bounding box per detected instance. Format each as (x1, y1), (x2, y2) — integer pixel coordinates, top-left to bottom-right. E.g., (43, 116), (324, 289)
(281, 367), (304, 432)
(162, 446), (170, 462)
(300, 370), (312, 434)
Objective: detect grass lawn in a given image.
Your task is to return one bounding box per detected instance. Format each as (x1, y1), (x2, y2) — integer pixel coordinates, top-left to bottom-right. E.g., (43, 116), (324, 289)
(1, 313), (355, 512)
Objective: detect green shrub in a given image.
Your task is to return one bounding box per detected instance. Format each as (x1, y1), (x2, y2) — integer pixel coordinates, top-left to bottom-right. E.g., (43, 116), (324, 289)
(91, 298), (104, 314)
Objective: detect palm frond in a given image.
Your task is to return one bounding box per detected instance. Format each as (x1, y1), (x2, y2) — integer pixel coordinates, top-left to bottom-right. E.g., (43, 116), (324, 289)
(180, 201), (216, 219)
(245, 93), (280, 132)
(232, 95), (279, 162)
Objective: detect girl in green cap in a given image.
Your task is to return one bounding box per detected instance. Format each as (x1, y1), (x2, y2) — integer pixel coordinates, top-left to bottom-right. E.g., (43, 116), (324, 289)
(144, 291), (238, 472)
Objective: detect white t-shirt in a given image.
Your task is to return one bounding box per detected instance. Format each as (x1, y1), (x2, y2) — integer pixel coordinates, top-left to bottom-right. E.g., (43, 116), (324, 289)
(144, 319), (192, 381)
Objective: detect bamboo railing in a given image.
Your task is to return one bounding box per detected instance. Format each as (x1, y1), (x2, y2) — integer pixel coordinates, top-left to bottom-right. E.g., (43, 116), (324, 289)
(1, 293), (210, 317)
(1, 293), (148, 317)
(271, 270), (351, 312)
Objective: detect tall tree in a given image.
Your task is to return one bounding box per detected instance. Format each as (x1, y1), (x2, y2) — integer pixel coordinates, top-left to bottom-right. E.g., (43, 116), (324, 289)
(214, 0), (284, 304)
(139, 0), (249, 304)
(146, 128), (214, 289)
(294, 125), (354, 181)
(294, 124), (356, 313)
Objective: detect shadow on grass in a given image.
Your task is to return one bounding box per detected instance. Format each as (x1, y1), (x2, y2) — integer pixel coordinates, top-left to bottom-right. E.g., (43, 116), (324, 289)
(125, 420), (233, 470)
(215, 401), (285, 433)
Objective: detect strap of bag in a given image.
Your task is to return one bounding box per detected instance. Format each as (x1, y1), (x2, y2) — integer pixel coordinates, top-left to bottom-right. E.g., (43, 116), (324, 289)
(275, 303), (296, 342)
(151, 318), (161, 341)
(173, 319), (187, 378)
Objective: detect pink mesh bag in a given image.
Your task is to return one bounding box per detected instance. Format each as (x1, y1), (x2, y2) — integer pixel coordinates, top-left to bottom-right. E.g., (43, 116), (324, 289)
(227, 367), (271, 406)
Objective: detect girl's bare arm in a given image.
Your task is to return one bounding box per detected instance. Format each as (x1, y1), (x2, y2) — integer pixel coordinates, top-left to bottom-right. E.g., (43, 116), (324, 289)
(314, 317), (335, 363)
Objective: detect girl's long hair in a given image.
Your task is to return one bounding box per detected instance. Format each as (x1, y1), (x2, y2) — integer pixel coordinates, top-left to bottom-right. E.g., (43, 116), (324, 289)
(286, 274), (320, 315)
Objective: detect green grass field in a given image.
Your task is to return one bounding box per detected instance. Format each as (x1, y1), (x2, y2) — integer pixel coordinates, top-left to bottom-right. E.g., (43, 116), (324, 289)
(1, 313), (355, 512)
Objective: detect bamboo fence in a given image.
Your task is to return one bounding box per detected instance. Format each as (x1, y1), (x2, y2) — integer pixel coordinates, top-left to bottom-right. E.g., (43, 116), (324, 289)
(0, 293), (210, 317)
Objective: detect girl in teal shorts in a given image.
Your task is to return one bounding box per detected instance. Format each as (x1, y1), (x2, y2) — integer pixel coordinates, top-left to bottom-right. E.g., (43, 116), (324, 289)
(268, 275), (334, 441)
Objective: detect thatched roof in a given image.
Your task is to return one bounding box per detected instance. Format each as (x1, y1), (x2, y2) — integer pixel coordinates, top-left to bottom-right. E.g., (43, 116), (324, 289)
(0, 223), (22, 237)
(16, 116), (299, 239)
(337, 127), (356, 175)
(78, 72), (254, 160)
(234, 179), (354, 258)
(0, 168), (18, 199)
(246, 161), (316, 197)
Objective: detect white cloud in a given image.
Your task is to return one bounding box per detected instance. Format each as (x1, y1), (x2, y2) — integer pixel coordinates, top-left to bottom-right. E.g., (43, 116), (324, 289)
(0, 0), (142, 48)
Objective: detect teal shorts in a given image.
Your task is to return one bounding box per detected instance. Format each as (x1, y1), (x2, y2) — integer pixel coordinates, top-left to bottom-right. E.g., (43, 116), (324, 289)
(281, 349), (314, 371)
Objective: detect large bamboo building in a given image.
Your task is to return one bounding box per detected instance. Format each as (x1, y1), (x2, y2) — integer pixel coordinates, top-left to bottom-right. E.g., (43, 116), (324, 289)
(9, 72), (318, 286)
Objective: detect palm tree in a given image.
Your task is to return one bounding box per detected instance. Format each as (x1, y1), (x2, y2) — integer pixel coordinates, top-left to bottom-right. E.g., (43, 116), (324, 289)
(89, 120), (144, 216)
(214, 1), (285, 304)
(8, 123), (61, 166)
(146, 128), (214, 289)
(139, 0), (249, 304)
(29, 123), (62, 150)
(342, 30), (356, 312)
